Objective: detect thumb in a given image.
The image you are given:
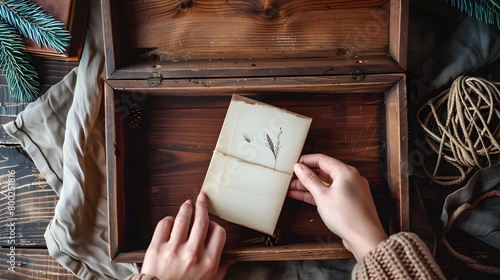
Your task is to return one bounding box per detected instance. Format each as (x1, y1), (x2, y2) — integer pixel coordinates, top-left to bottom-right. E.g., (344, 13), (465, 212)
(294, 163), (325, 199)
(215, 261), (234, 280)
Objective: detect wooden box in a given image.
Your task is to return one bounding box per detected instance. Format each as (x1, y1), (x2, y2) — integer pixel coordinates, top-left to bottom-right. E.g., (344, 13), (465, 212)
(102, 0), (409, 263)
(24, 0), (89, 61)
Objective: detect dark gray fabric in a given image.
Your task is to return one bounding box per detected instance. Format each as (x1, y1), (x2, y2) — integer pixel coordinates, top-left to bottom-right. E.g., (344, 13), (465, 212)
(409, 16), (500, 106)
(441, 163), (500, 249)
(410, 179), (437, 255)
(225, 259), (356, 280)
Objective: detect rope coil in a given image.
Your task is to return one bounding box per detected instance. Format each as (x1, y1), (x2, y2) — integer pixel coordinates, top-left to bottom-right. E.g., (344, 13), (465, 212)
(439, 189), (500, 276)
(417, 76), (500, 186)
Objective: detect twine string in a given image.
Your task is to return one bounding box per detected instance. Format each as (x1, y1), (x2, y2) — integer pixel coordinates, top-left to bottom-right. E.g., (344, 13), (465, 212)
(417, 76), (500, 186)
(439, 190), (500, 276)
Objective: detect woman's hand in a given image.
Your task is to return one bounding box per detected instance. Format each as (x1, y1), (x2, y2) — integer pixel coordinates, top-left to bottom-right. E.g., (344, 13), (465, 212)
(140, 193), (230, 280)
(288, 153), (388, 262)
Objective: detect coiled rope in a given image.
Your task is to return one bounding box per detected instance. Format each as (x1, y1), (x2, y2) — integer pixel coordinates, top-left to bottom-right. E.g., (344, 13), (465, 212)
(439, 189), (500, 276)
(417, 76), (500, 186)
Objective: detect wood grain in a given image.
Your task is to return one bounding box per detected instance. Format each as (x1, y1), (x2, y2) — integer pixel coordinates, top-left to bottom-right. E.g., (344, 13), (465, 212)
(121, 0), (389, 60)
(106, 75), (402, 261)
(0, 146), (56, 247)
(385, 76), (409, 232)
(102, 0), (406, 79)
(0, 248), (78, 279)
(107, 73), (402, 93)
(389, 0), (409, 70)
(113, 241), (354, 263)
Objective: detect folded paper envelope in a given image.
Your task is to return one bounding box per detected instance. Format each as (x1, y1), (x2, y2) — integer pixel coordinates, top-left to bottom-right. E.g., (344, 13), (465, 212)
(201, 94), (312, 235)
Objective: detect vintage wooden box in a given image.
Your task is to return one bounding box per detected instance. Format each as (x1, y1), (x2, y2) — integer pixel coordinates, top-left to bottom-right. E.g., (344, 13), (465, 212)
(102, 0), (409, 263)
(25, 0), (88, 61)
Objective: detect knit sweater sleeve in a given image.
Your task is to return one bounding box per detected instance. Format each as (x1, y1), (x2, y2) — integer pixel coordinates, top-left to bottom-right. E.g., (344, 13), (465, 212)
(352, 232), (446, 280)
(124, 273), (159, 280)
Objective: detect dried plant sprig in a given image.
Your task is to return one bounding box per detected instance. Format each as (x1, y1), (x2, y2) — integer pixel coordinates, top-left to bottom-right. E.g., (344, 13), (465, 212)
(0, 18), (39, 101)
(0, 0), (71, 53)
(243, 228), (282, 246)
(265, 127), (283, 172)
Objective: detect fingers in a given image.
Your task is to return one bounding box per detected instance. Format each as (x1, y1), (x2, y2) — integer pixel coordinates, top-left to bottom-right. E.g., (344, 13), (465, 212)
(290, 154), (351, 204)
(205, 221), (226, 258)
(299, 154), (353, 179)
(292, 163), (326, 200)
(289, 177), (308, 191)
(169, 199), (193, 243)
(287, 189), (316, 205)
(149, 216), (175, 247)
(189, 193), (210, 248)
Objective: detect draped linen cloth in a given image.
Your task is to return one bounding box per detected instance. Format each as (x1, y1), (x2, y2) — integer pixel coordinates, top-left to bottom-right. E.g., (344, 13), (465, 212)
(3, 0), (139, 278)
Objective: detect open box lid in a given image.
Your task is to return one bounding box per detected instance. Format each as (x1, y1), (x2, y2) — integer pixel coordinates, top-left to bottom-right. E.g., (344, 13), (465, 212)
(101, 0), (408, 80)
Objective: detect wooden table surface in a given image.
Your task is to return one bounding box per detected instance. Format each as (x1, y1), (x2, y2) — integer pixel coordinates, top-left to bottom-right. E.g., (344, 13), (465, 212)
(0, 58), (79, 280)
(1, 2), (499, 279)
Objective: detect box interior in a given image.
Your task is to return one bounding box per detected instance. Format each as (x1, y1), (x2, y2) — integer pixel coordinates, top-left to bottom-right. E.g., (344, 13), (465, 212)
(108, 83), (399, 261)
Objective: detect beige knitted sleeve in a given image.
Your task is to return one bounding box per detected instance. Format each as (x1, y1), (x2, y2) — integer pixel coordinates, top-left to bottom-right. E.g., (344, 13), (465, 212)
(124, 274), (159, 280)
(352, 232), (446, 280)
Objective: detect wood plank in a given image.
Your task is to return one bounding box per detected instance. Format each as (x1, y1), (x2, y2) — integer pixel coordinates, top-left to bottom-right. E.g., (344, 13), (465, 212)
(113, 241), (353, 263)
(121, 0), (389, 61)
(389, 0), (409, 69)
(104, 82), (123, 262)
(0, 248), (78, 279)
(0, 146), (55, 247)
(384, 76), (409, 232)
(108, 56), (402, 80)
(107, 73), (402, 92)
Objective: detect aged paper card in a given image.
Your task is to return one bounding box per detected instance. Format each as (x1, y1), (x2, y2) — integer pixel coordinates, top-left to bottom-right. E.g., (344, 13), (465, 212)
(201, 95), (312, 235)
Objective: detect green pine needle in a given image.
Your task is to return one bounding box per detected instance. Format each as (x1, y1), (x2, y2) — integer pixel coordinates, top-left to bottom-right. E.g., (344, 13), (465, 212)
(443, 0), (500, 28)
(0, 0), (71, 53)
(0, 18), (40, 102)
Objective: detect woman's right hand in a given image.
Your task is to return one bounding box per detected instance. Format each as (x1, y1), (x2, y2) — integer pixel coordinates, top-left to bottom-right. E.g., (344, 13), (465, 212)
(288, 153), (388, 262)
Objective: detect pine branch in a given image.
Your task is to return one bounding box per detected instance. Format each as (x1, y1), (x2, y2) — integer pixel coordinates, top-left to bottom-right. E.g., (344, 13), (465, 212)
(0, 0), (71, 53)
(443, 0), (500, 28)
(0, 18), (40, 102)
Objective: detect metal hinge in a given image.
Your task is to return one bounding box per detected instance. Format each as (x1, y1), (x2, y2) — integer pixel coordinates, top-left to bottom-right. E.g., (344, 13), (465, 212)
(147, 73), (162, 87)
(350, 69), (365, 82)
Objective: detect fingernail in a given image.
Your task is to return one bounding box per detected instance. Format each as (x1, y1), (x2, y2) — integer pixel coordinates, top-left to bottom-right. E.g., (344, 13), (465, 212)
(294, 163), (303, 173)
(197, 192), (206, 202)
(185, 199), (192, 205)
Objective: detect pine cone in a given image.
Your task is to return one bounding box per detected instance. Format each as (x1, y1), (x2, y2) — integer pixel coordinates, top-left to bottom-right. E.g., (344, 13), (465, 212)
(128, 104), (143, 128)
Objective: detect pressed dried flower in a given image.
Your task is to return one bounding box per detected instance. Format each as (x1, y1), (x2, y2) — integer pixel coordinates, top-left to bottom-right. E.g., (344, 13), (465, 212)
(265, 127), (283, 172)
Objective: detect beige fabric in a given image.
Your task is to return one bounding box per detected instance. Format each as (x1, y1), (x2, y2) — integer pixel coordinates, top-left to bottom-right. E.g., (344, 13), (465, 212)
(125, 274), (160, 280)
(352, 232), (445, 280)
(3, 0), (139, 278)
